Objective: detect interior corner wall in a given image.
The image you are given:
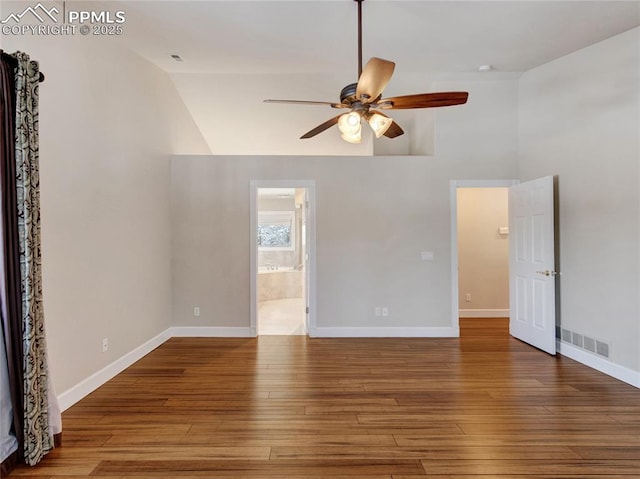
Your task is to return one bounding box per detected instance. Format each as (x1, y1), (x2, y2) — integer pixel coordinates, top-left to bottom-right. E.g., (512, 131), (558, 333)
(457, 188), (509, 314)
(1, 31), (210, 395)
(518, 27), (640, 373)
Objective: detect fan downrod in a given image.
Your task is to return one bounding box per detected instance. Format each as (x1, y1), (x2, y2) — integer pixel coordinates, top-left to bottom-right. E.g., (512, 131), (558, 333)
(355, 0), (364, 78)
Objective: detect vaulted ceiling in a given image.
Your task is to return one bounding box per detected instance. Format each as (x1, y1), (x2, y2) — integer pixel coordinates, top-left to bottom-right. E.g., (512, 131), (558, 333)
(94, 0), (639, 155)
(116, 1), (640, 75)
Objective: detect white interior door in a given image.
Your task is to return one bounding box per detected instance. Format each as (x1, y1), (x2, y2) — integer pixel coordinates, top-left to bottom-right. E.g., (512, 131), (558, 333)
(509, 176), (557, 355)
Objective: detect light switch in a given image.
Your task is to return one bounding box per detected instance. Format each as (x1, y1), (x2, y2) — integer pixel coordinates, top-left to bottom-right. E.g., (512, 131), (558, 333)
(421, 251), (434, 261)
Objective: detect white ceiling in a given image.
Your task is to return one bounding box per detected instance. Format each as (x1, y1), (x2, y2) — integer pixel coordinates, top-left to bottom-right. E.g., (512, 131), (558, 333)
(115, 1), (640, 76)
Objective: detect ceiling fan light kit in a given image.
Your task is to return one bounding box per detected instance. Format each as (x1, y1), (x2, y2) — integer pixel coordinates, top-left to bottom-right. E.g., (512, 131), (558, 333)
(264, 0), (469, 143)
(338, 111), (363, 143)
(367, 112), (393, 138)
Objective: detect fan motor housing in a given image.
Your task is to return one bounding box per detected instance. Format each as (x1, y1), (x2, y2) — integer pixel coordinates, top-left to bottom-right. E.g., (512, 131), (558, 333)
(340, 83), (358, 104)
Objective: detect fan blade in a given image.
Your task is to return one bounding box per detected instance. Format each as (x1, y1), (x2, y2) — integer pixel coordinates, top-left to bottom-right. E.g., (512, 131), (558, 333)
(355, 57), (395, 104)
(376, 91), (469, 110)
(300, 114), (343, 139)
(264, 99), (347, 109)
(384, 121), (404, 138)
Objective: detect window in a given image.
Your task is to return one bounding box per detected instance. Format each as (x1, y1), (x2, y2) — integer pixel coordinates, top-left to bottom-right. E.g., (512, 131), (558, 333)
(257, 211), (295, 251)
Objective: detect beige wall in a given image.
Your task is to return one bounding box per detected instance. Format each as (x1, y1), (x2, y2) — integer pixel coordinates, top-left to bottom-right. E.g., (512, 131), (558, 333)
(519, 28), (640, 372)
(457, 188), (509, 313)
(2, 28), (210, 393)
(170, 77), (519, 333)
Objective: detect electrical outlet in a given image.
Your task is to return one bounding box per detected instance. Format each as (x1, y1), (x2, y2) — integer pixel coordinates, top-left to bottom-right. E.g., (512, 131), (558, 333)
(465, 293), (471, 302)
(101, 337), (109, 353)
(193, 306), (200, 317)
(374, 306), (381, 317)
(382, 307), (389, 317)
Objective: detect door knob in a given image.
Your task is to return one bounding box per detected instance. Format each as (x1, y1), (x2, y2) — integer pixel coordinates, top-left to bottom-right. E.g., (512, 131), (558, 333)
(536, 270), (560, 276)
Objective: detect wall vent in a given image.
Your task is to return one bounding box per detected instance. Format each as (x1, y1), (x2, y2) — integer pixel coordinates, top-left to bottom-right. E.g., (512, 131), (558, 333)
(560, 328), (609, 359)
(596, 340), (610, 358)
(583, 336), (596, 353)
(571, 332), (583, 348)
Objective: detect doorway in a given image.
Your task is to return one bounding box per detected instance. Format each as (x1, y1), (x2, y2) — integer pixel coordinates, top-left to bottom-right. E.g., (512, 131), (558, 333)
(450, 180), (518, 334)
(250, 181), (316, 336)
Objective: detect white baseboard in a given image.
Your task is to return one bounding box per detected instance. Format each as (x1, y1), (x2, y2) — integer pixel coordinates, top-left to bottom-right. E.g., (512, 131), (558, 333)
(459, 309), (509, 318)
(557, 340), (640, 389)
(57, 329), (172, 411)
(309, 326), (459, 338)
(169, 327), (253, 337)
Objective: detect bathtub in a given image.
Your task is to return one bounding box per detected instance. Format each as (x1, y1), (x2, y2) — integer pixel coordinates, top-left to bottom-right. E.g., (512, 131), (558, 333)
(257, 268), (304, 301)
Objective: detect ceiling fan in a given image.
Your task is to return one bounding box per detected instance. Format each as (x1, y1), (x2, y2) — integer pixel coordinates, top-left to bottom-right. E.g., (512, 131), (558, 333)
(264, 0), (469, 143)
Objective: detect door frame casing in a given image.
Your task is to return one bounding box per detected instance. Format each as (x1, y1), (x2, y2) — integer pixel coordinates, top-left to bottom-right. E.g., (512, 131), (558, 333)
(450, 179), (519, 334)
(250, 180), (317, 337)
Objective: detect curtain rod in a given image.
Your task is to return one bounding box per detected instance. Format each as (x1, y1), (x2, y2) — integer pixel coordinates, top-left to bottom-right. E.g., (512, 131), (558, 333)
(1, 51), (45, 83)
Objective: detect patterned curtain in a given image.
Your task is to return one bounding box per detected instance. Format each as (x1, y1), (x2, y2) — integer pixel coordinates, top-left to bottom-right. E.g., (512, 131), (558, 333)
(1, 49), (26, 465)
(12, 52), (54, 466)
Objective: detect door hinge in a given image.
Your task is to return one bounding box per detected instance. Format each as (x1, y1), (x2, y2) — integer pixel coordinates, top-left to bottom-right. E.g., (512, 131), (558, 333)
(306, 306), (310, 314)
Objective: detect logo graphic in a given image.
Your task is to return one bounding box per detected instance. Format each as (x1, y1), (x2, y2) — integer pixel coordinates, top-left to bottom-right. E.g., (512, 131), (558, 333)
(1, 3), (59, 24)
(1, 2), (125, 36)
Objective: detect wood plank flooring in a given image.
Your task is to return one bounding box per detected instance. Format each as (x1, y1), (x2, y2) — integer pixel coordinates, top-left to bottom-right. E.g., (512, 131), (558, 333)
(9, 318), (640, 478)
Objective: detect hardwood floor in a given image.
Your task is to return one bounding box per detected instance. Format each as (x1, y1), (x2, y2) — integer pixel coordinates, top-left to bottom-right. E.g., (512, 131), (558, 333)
(9, 318), (640, 477)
